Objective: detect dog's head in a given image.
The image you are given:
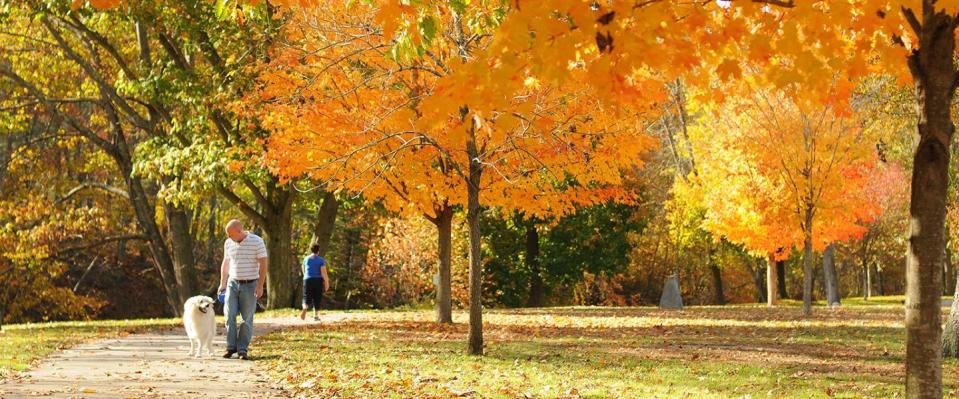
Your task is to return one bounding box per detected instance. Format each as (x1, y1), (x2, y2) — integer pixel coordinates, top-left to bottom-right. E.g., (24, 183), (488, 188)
(186, 295), (215, 314)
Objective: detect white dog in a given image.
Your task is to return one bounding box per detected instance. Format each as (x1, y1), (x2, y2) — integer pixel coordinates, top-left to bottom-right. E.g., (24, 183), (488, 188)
(183, 295), (216, 358)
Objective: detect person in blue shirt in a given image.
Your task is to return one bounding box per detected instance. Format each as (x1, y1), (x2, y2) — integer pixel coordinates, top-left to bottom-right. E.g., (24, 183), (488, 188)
(300, 243), (330, 321)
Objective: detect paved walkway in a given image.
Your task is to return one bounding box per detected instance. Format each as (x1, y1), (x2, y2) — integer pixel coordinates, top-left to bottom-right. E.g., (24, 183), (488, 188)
(0, 316), (314, 398)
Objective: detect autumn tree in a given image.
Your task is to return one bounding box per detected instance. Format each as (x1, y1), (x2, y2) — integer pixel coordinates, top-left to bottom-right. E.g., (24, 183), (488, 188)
(0, 2), (203, 314)
(675, 89), (881, 316)
(256, 0), (653, 354)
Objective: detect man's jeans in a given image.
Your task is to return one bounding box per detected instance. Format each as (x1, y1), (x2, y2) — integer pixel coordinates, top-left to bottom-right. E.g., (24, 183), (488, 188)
(224, 279), (257, 353)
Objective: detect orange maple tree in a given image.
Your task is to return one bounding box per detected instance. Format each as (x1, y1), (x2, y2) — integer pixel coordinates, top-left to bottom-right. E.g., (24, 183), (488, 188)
(250, 1), (654, 354)
(673, 87), (882, 314)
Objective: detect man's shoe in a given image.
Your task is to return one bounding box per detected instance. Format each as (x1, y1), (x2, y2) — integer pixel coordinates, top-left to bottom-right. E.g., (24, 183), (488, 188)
(238, 352), (251, 361)
(223, 350), (236, 359)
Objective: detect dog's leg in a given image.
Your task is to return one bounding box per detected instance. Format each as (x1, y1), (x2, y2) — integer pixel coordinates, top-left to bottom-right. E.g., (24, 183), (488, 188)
(205, 336), (214, 357)
(193, 338), (202, 358)
(188, 337), (196, 357)
(207, 317), (216, 356)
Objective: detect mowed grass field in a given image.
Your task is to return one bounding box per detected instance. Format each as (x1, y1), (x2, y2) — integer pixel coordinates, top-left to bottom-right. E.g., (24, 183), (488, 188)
(2, 297), (957, 398)
(259, 301), (959, 399)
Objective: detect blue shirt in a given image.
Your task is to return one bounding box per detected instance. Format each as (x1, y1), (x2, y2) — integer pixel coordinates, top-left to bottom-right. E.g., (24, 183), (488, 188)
(303, 255), (326, 280)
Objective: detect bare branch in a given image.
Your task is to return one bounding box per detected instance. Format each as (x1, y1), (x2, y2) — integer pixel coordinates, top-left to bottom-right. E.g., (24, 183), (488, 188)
(57, 182), (130, 204)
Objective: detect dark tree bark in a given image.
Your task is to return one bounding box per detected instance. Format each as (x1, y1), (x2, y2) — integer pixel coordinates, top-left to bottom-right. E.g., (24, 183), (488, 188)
(289, 190), (338, 308)
(777, 260), (788, 300)
(466, 120), (484, 356)
(710, 263), (725, 305)
(311, 190), (339, 257)
(428, 204), (454, 323)
(525, 224), (544, 307)
(166, 203), (198, 305)
(124, 171), (180, 314)
(822, 244), (840, 306)
(743, 257), (765, 304)
(262, 189), (296, 309)
(901, 4), (957, 397)
(114, 130), (182, 315)
(706, 242), (724, 305)
(207, 197), (220, 272)
(802, 208), (815, 317)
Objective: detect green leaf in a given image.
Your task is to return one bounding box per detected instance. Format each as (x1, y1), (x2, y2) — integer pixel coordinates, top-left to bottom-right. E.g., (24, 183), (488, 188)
(449, 0), (467, 15)
(214, 0), (232, 20)
(419, 15), (437, 43)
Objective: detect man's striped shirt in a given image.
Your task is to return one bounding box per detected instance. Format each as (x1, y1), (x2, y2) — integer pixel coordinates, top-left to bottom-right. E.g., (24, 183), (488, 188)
(224, 233), (268, 280)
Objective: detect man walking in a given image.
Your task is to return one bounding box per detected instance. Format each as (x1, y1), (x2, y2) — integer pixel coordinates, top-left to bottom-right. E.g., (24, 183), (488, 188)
(217, 219), (268, 360)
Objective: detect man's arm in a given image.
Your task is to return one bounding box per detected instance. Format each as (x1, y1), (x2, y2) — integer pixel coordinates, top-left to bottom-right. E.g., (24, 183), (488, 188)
(255, 257), (268, 299)
(218, 257), (229, 293)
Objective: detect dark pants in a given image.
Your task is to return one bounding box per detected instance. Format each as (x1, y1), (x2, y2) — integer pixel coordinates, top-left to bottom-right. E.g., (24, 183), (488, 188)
(303, 277), (325, 309)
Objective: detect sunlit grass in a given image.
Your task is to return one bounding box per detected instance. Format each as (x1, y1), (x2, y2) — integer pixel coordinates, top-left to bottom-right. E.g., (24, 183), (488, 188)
(260, 303), (959, 399)
(3, 296), (957, 397)
(0, 318), (178, 375)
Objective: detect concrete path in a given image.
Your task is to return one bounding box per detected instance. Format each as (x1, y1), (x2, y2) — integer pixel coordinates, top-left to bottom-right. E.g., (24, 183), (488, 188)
(0, 316), (312, 399)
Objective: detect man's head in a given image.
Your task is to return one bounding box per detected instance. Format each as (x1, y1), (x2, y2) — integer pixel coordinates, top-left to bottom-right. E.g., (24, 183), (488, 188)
(311, 243), (321, 255)
(225, 219), (246, 242)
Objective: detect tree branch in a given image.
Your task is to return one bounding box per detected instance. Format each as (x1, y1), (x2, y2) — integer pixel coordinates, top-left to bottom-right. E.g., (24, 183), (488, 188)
(0, 60), (118, 156)
(57, 182), (130, 204)
(40, 16), (153, 132)
(900, 6), (921, 37)
(59, 234), (146, 253)
(216, 184), (268, 227)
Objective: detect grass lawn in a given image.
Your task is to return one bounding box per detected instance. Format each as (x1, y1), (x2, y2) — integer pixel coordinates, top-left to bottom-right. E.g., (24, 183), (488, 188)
(260, 301), (959, 399)
(0, 318), (179, 377)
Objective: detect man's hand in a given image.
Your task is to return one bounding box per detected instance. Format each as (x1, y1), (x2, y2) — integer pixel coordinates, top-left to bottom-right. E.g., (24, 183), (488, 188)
(324, 282), (330, 292)
(255, 285), (264, 299)
(217, 283), (226, 295)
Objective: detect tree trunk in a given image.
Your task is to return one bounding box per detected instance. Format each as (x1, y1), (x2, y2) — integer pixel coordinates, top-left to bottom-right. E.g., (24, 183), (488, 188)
(710, 263), (725, 305)
(207, 197), (219, 273)
(767, 255), (778, 306)
(526, 224), (544, 307)
(311, 190), (339, 257)
(802, 210), (814, 317)
(166, 203), (198, 305)
(903, 5), (956, 397)
(743, 257), (765, 303)
(431, 205), (454, 323)
(119, 161), (181, 315)
(822, 244), (840, 306)
(876, 265), (885, 296)
(263, 190), (297, 309)
(466, 125), (484, 356)
(864, 262), (872, 300)
(777, 260), (788, 300)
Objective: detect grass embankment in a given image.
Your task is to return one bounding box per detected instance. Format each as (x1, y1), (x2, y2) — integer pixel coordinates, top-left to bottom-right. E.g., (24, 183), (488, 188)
(260, 299), (959, 398)
(0, 318), (178, 376)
